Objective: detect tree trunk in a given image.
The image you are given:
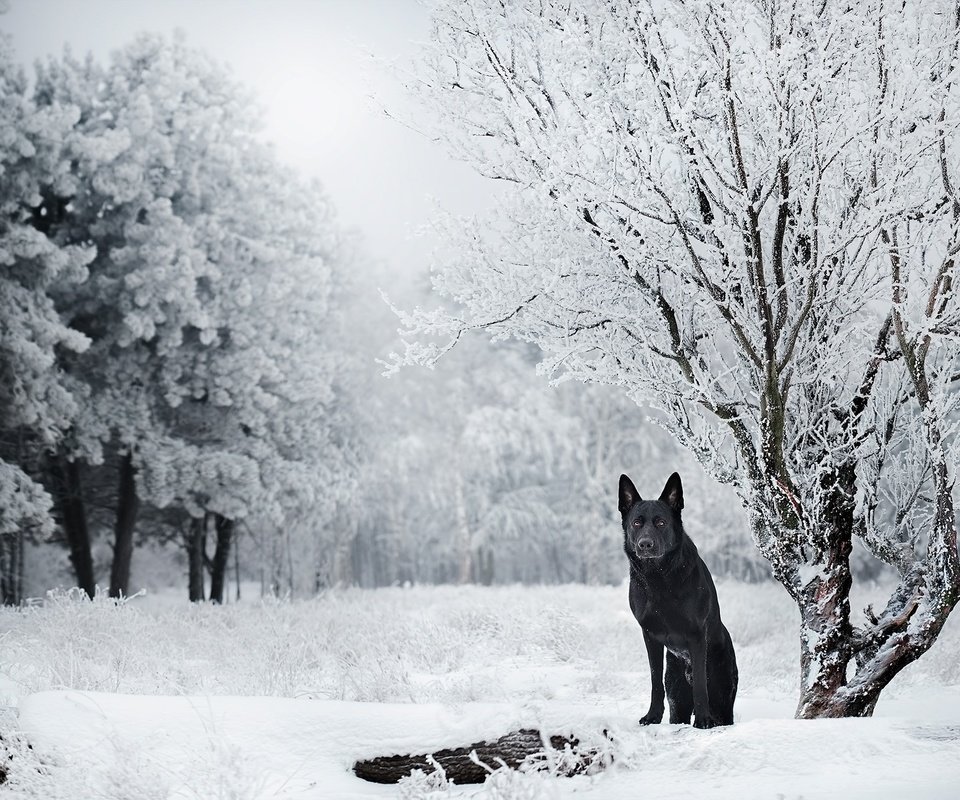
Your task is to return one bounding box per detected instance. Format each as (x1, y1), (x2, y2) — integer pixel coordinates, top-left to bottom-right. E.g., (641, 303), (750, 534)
(209, 514), (234, 604)
(353, 729), (595, 784)
(794, 460), (856, 718)
(53, 457), (96, 599)
(0, 536), (11, 605)
(0, 532), (22, 605)
(787, 454), (958, 718)
(472, 546), (494, 586)
(187, 515), (207, 602)
(234, 533), (241, 602)
(453, 471), (472, 583)
(108, 452), (139, 598)
(794, 555), (858, 718)
(270, 534), (283, 596)
(285, 525), (295, 597)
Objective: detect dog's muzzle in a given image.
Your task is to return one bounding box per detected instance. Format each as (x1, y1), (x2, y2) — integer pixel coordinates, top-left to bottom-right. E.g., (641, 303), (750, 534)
(634, 538), (656, 557)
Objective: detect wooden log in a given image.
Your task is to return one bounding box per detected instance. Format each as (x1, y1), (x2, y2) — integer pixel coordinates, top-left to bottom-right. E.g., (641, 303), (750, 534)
(353, 728), (596, 784)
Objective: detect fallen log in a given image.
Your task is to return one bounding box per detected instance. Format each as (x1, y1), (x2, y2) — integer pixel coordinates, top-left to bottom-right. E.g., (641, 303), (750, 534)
(353, 728), (597, 784)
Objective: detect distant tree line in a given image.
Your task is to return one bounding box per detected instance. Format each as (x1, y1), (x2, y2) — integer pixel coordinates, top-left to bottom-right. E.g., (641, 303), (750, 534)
(329, 332), (770, 592)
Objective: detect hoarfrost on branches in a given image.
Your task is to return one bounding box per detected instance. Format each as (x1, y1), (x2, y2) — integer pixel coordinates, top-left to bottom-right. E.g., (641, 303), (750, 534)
(401, 0), (960, 717)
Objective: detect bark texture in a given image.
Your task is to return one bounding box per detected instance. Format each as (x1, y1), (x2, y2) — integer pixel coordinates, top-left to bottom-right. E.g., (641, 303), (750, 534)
(353, 729), (592, 784)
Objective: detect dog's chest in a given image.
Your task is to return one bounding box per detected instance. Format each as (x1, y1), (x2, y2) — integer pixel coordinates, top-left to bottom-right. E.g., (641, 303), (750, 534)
(630, 581), (695, 658)
(638, 610), (692, 658)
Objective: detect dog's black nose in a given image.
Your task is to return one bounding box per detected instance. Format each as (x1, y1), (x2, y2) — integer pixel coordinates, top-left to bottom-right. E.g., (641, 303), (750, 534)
(636, 538), (655, 554)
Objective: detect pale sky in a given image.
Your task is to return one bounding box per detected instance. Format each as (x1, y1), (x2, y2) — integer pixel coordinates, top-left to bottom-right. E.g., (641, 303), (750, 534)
(1, 0), (496, 287)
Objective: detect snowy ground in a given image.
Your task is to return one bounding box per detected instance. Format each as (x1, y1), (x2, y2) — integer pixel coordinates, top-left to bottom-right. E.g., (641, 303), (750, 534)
(1, 581), (959, 798)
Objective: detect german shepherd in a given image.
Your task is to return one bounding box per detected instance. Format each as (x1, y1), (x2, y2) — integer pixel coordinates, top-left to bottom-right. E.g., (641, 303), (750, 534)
(619, 472), (738, 728)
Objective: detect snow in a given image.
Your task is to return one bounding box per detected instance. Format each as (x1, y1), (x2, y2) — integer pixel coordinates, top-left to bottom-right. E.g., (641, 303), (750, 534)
(3, 582), (960, 798)
(796, 563), (828, 588)
(13, 691), (960, 799)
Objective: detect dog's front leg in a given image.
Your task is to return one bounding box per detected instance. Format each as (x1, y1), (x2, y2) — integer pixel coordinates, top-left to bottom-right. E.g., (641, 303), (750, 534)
(639, 630), (665, 725)
(689, 638), (718, 729)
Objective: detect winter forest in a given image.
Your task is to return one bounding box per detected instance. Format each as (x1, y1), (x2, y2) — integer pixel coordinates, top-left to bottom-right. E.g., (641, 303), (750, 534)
(0, 1), (769, 609)
(1, 0), (959, 798)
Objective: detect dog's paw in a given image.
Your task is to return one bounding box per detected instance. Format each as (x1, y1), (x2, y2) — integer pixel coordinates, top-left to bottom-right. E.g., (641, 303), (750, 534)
(693, 714), (721, 729)
(638, 713), (663, 726)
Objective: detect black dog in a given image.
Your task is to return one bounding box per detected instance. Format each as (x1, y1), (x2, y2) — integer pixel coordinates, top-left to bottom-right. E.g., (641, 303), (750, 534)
(619, 472), (737, 728)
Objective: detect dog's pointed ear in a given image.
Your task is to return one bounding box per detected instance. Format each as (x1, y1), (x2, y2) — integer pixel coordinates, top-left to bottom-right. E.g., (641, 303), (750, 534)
(619, 474), (640, 514)
(659, 472), (684, 511)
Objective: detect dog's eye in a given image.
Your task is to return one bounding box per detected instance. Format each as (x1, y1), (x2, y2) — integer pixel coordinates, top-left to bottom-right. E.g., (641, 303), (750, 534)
(654, 518), (665, 527)
(632, 519), (642, 527)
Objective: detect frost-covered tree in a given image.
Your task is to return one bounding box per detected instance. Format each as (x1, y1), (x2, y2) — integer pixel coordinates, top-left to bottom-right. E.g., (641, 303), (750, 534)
(138, 155), (351, 603)
(31, 34), (351, 600)
(398, 0), (960, 717)
(0, 29), (94, 601)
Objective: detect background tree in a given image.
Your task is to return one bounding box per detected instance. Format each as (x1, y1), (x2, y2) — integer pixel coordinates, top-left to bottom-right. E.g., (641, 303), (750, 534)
(396, 0), (960, 717)
(138, 158), (353, 603)
(28, 33), (351, 600)
(0, 26), (94, 601)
